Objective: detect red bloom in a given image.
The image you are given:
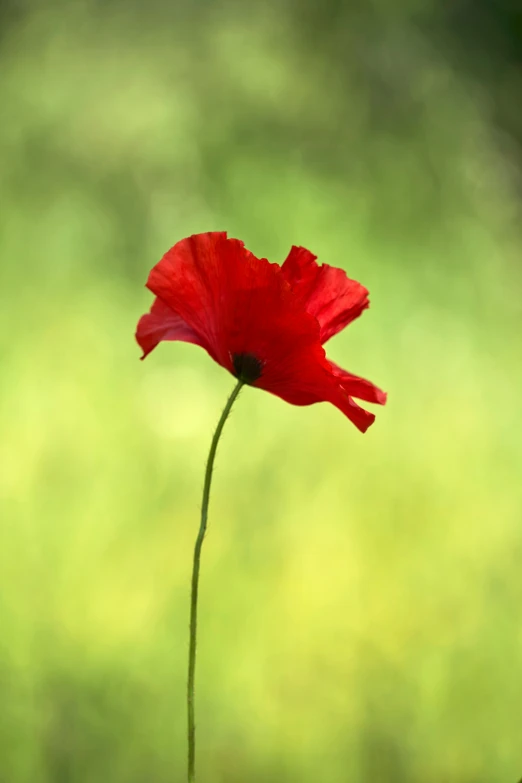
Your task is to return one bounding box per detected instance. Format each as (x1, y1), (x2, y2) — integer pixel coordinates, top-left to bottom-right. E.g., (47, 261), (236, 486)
(136, 232), (386, 432)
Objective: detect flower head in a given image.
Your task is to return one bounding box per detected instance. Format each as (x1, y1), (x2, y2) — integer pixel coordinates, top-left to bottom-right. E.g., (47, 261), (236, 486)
(136, 232), (386, 432)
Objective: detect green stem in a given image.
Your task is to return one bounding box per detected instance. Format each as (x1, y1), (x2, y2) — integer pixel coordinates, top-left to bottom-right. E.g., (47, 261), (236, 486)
(187, 379), (244, 783)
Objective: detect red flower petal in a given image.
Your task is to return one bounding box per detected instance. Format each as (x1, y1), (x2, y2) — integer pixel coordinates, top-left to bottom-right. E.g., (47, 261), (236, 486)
(136, 297), (210, 359)
(256, 344), (382, 433)
(282, 246), (370, 343)
(144, 232), (230, 366)
(335, 395), (377, 433)
(328, 361), (387, 405)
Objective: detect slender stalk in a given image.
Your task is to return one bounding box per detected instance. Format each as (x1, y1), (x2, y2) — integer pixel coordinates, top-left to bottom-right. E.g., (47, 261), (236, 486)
(187, 379), (244, 783)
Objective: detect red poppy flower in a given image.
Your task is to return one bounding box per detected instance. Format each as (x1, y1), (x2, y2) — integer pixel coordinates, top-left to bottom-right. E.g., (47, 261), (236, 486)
(136, 232), (386, 432)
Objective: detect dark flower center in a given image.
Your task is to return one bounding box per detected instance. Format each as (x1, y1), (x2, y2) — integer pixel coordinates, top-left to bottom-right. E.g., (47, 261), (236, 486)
(232, 352), (263, 384)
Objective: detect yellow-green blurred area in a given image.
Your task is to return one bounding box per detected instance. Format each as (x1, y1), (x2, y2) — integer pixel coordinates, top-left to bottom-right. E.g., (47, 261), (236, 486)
(2, 0), (522, 780)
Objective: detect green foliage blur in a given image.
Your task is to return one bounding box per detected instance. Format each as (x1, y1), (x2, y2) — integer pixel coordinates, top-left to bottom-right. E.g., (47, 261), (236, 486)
(1, 1), (522, 781)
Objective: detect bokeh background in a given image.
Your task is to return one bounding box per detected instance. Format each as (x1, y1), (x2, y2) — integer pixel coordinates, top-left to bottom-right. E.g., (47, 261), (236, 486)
(1, 1), (522, 781)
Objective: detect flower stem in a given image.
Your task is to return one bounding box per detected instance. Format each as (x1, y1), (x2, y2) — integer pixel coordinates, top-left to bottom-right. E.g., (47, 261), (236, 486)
(187, 379), (244, 783)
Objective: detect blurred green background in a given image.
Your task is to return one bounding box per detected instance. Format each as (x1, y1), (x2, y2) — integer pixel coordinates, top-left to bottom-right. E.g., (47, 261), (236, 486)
(1, 1), (522, 781)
